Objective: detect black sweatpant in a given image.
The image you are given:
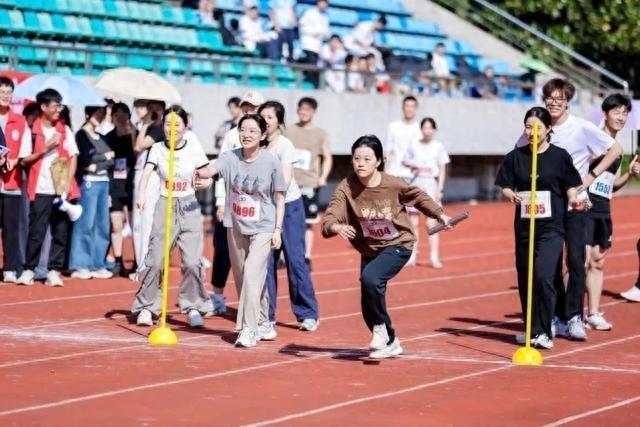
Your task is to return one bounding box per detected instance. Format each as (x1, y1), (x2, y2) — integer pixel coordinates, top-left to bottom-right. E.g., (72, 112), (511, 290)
(0, 193), (26, 272)
(515, 231), (564, 338)
(635, 238), (640, 290)
(302, 50), (320, 87)
(554, 211), (586, 320)
(360, 245), (411, 344)
(211, 220), (231, 288)
(24, 195), (69, 271)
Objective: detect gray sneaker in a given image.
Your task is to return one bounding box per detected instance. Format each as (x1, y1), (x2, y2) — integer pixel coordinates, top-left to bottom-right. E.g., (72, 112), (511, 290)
(235, 328), (258, 348)
(136, 309), (153, 326)
(531, 334), (554, 349)
(210, 294), (227, 315)
(369, 338), (403, 359)
(551, 316), (569, 338)
(258, 322), (277, 340)
(567, 315), (587, 341)
(187, 309), (204, 328)
(300, 318), (319, 332)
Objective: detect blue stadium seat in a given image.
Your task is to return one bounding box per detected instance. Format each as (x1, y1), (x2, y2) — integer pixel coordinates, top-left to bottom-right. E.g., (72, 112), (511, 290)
(8, 10), (25, 32)
(92, 51), (120, 68)
(0, 9), (10, 30)
(220, 61), (244, 77)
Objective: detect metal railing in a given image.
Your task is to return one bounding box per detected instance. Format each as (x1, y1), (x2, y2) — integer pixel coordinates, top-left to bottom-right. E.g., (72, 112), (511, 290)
(429, 0), (629, 95)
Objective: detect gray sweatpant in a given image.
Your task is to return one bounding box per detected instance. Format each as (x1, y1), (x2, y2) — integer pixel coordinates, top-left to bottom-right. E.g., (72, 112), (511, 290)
(131, 195), (213, 316)
(227, 226), (272, 333)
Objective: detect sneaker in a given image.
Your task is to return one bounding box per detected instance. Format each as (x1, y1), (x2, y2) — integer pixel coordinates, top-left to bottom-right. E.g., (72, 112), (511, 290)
(16, 270), (35, 286)
(551, 316), (569, 338)
(300, 318), (319, 332)
(129, 271), (139, 282)
(621, 286), (640, 302)
(136, 309), (153, 326)
(369, 324), (390, 350)
(2, 271), (18, 283)
(45, 270), (64, 287)
(586, 312), (612, 331)
(235, 328), (258, 348)
(201, 257), (212, 269)
(187, 309), (204, 328)
(430, 258), (443, 269)
(91, 268), (114, 279)
(71, 269), (92, 280)
(210, 294), (227, 315)
(369, 338), (403, 359)
(258, 322), (277, 340)
(531, 333), (554, 349)
(567, 315), (587, 341)
(405, 251), (417, 267)
(515, 333), (526, 345)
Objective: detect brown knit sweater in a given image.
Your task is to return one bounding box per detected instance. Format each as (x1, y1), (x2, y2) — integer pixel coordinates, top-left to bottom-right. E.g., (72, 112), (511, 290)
(322, 173), (444, 256)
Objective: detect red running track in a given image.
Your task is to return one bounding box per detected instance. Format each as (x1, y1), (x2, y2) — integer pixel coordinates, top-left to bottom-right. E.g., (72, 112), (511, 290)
(0, 197), (639, 426)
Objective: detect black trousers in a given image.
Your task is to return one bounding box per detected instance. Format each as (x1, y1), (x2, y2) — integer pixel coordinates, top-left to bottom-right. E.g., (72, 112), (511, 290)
(554, 211), (587, 320)
(634, 238), (640, 290)
(302, 50), (320, 87)
(515, 230), (564, 338)
(360, 245), (411, 344)
(24, 195), (69, 271)
(211, 220), (231, 288)
(0, 193), (27, 272)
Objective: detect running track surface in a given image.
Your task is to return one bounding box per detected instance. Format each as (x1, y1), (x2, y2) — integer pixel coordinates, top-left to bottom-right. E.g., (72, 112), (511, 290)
(1, 198), (639, 426)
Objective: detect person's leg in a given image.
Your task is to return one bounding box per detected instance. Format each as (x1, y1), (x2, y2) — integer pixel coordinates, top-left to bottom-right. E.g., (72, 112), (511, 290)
(69, 181), (99, 271)
(427, 217), (441, 266)
(586, 245), (607, 314)
(212, 220), (231, 293)
(2, 194), (25, 273)
(514, 237), (529, 324)
(48, 200), (70, 272)
(281, 198), (318, 322)
(94, 182), (111, 270)
(360, 245), (411, 343)
(227, 227), (248, 329)
(23, 196), (51, 271)
(304, 224), (314, 260)
(302, 50), (320, 87)
(265, 245), (281, 322)
(176, 198), (212, 315)
(110, 210), (125, 259)
(408, 213), (420, 260)
(533, 232), (563, 339)
(564, 211), (587, 320)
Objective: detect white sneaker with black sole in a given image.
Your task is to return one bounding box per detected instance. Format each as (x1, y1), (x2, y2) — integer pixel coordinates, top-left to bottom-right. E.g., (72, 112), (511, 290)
(369, 324), (389, 350)
(136, 309), (153, 326)
(531, 334), (553, 349)
(187, 309), (204, 328)
(369, 338), (403, 359)
(45, 270), (64, 287)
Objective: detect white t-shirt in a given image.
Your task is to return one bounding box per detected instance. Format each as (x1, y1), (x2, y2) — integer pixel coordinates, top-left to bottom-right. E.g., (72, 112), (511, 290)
(516, 115), (615, 177)
(0, 117), (32, 194)
(269, 0), (296, 29)
(431, 54), (450, 77)
(351, 21), (376, 47)
(35, 125), (79, 195)
(298, 7), (330, 53)
(215, 126), (242, 207)
(403, 139), (450, 179)
(385, 120), (422, 179)
(146, 139), (209, 198)
(267, 134), (302, 203)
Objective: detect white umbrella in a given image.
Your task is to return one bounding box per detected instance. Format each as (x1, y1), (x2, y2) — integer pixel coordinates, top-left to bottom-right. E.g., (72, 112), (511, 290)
(95, 67), (182, 104)
(14, 74), (106, 106)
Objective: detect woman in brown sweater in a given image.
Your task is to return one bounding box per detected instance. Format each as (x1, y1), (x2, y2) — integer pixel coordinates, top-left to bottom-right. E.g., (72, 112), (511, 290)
(322, 135), (451, 359)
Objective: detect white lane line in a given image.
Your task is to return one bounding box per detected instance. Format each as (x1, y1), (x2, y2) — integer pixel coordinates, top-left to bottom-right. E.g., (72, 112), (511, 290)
(542, 395), (640, 426)
(244, 331), (640, 427)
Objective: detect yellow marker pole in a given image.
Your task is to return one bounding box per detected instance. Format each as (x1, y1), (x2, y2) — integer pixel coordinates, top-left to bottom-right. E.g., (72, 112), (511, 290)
(148, 112), (178, 346)
(512, 123), (543, 366)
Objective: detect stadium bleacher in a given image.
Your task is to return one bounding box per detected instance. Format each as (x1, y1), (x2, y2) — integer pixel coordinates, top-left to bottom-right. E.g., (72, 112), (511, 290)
(0, 0), (524, 97)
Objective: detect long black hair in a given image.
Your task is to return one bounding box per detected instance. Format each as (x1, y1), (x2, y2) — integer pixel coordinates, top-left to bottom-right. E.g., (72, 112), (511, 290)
(351, 135), (385, 171)
(258, 100), (286, 128)
(524, 106), (553, 141)
(238, 114), (268, 146)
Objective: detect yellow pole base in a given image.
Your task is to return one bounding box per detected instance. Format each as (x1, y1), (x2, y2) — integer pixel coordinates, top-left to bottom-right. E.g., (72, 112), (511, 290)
(148, 327), (178, 346)
(512, 346), (543, 365)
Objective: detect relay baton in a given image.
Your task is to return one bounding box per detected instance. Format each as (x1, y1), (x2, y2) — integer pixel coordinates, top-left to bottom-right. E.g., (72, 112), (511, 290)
(427, 211), (470, 235)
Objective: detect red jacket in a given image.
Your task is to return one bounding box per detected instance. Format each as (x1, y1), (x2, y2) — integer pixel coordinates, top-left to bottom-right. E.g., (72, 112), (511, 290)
(27, 118), (80, 201)
(1, 110), (28, 191)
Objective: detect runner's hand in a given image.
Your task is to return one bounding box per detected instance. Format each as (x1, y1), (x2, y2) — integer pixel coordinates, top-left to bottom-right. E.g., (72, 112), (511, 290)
(192, 173), (212, 190)
(43, 133), (61, 154)
(137, 193), (145, 211)
(629, 155), (639, 176)
(508, 191), (523, 204)
(437, 214), (452, 229)
(333, 224), (356, 240)
(216, 206), (224, 222)
(272, 229), (282, 249)
(569, 197), (590, 211)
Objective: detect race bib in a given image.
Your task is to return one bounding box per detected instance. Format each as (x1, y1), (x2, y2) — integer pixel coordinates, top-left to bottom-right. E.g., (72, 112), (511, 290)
(114, 158), (127, 180)
(231, 192), (260, 222)
(589, 171), (615, 199)
(520, 191), (552, 219)
(360, 218), (399, 240)
(164, 180), (190, 193)
(294, 149), (312, 171)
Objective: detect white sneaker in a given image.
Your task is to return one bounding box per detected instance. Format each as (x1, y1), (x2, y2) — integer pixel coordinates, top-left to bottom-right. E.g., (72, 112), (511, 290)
(187, 309), (204, 328)
(128, 272), (139, 282)
(531, 333), (554, 349)
(369, 338), (403, 359)
(430, 258), (443, 269)
(567, 315), (587, 341)
(621, 286), (640, 302)
(235, 328), (258, 348)
(551, 316), (569, 338)
(71, 269), (92, 280)
(16, 269), (35, 286)
(369, 324), (390, 350)
(2, 271), (18, 283)
(201, 257), (212, 269)
(45, 270), (64, 287)
(515, 333), (526, 345)
(585, 312), (612, 331)
(258, 322), (277, 340)
(91, 268), (114, 279)
(405, 251), (417, 267)
(136, 309), (153, 326)
(210, 294), (227, 315)
(299, 318), (319, 332)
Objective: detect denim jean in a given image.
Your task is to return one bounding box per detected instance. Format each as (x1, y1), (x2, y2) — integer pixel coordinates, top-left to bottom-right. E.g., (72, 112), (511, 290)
(69, 180), (110, 271)
(266, 197), (318, 322)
